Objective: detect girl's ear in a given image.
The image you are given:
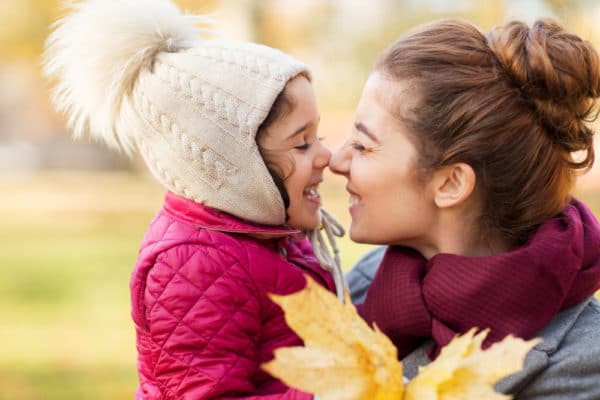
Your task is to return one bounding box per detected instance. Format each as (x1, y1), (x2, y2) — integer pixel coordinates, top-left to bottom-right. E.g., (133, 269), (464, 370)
(431, 163), (476, 209)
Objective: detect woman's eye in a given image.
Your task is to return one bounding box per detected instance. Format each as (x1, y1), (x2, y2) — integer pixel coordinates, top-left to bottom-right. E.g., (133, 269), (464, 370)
(351, 141), (367, 152)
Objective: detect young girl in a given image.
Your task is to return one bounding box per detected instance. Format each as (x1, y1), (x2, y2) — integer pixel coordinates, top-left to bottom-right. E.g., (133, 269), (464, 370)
(332, 18), (600, 398)
(44, 0), (343, 398)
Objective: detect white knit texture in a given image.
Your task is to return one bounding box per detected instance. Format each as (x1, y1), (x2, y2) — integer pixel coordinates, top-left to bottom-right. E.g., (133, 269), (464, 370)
(43, 0), (207, 154)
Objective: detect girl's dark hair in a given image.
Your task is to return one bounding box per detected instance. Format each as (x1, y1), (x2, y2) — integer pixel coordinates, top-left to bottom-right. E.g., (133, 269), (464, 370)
(256, 86), (295, 211)
(377, 18), (599, 244)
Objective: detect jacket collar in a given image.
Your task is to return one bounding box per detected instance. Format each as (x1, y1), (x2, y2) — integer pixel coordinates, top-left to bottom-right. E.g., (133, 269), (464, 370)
(163, 191), (300, 237)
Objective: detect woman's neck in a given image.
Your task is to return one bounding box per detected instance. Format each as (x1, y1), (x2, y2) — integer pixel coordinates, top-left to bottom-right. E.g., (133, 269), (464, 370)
(409, 210), (512, 260)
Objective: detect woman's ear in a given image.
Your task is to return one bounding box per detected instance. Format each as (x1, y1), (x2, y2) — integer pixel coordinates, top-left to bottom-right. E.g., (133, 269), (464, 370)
(431, 163), (476, 208)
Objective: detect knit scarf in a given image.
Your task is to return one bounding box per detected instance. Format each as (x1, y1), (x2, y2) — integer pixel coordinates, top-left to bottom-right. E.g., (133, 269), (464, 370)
(360, 199), (600, 359)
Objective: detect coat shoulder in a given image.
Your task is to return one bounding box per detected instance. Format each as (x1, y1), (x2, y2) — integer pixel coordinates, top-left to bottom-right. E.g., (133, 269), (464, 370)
(346, 246), (386, 304)
(498, 297), (600, 399)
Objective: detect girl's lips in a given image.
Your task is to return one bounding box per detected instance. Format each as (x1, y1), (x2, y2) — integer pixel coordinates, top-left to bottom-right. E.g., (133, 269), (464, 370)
(303, 185), (322, 205)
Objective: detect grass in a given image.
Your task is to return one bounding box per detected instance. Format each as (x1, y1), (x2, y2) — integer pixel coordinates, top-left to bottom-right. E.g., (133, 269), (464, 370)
(0, 172), (156, 399)
(1, 171), (598, 399)
(0, 365), (137, 400)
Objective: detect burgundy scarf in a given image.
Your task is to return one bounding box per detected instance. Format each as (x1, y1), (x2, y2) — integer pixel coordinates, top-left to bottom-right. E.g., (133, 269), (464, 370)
(361, 199), (600, 359)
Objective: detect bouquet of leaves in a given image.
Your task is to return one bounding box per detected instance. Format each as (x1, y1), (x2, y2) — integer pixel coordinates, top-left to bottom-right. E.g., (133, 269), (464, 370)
(263, 277), (540, 400)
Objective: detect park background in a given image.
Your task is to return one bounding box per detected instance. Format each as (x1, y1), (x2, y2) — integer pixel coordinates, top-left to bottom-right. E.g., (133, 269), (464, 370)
(1, 0), (599, 398)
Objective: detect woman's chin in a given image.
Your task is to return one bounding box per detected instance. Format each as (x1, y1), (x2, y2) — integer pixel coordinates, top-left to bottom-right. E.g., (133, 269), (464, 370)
(349, 226), (369, 243)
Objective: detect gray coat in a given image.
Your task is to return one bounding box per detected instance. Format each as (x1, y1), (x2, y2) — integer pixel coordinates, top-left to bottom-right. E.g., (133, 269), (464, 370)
(347, 247), (600, 399)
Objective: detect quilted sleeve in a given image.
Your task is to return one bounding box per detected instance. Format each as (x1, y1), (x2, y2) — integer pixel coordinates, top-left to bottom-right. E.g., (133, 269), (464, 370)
(144, 242), (312, 400)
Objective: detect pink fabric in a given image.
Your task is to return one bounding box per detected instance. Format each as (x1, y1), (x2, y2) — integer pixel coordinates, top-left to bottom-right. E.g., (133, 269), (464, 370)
(131, 192), (334, 399)
(361, 199), (600, 359)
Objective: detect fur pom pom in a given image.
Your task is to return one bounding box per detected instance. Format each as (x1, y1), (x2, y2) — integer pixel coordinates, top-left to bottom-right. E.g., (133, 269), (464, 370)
(43, 0), (209, 153)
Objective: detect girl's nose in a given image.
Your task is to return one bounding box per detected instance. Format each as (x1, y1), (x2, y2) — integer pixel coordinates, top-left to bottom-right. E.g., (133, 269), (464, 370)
(329, 142), (350, 176)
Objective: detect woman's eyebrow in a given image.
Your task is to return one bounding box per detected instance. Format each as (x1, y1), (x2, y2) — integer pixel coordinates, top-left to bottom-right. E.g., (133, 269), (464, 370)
(355, 122), (380, 144)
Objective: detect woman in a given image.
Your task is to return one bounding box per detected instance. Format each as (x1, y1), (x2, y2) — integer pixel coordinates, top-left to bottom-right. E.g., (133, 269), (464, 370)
(331, 18), (600, 399)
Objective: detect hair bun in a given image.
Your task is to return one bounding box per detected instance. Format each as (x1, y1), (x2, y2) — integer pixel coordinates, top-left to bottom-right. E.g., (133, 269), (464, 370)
(486, 18), (599, 167)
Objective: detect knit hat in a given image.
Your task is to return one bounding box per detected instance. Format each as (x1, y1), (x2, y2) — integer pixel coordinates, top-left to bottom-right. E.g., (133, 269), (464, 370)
(43, 0), (309, 225)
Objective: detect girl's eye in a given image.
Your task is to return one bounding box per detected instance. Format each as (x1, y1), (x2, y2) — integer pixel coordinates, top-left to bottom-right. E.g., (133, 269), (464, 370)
(295, 143), (311, 150)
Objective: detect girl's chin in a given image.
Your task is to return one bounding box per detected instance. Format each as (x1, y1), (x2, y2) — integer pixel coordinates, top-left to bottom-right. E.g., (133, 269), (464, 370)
(287, 214), (320, 232)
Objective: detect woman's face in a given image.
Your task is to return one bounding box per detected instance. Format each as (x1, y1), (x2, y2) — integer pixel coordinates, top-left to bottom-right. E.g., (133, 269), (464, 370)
(330, 72), (437, 246)
(258, 76), (331, 231)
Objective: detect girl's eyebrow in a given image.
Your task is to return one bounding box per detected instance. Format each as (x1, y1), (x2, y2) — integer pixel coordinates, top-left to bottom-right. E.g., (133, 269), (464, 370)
(287, 121), (312, 140)
(286, 116), (320, 140)
(355, 122), (380, 144)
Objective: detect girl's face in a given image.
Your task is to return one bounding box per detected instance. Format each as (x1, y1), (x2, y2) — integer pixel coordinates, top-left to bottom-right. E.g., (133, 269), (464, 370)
(329, 72), (438, 246)
(258, 76), (331, 231)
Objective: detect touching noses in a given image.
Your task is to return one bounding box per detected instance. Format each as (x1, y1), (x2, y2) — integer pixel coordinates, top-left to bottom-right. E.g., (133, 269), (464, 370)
(329, 142), (350, 176)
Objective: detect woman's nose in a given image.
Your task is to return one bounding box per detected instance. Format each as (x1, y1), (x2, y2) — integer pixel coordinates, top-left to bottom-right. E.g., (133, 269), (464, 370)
(329, 143), (350, 176)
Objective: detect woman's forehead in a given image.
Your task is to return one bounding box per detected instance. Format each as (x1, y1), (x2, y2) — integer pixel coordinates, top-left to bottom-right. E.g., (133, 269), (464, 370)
(359, 73), (419, 127)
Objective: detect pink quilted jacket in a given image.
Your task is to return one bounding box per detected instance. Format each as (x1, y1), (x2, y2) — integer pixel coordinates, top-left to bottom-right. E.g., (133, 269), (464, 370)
(130, 192), (335, 399)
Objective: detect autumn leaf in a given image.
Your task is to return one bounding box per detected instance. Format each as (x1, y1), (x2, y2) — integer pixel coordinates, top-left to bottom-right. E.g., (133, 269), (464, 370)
(262, 275), (404, 400)
(263, 276), (540, 400)
(404, 329), (541, 400)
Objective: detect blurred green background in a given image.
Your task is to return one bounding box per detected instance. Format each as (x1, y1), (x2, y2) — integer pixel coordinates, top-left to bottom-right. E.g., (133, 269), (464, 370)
(1, 0), (599, 399)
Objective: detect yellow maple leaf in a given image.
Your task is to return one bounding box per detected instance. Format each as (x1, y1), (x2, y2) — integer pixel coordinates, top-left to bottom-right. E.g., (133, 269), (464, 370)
(262, 276), (404, 400)
(263, 275), (540, 400)
(404, 329), (541, 400)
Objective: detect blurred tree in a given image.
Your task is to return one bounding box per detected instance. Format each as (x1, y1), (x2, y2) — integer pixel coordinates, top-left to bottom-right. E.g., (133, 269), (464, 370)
(545, 0), (577, 12)
(176, 0), (217, 11)
(0, 0), (216, 61)
(543, 0), (600, 42)
(311, 0), (508, 110)
(0, 0), (60, 60)
(468, 0), (506, 30)
(246, 0), (336, 51)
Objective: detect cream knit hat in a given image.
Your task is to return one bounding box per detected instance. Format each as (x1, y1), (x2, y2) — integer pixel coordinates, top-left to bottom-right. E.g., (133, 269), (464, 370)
(43, 0), (309, 225)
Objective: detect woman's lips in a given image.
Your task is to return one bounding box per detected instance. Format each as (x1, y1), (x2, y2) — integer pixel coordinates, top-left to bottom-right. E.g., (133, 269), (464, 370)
(347, 186), (361, 213)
